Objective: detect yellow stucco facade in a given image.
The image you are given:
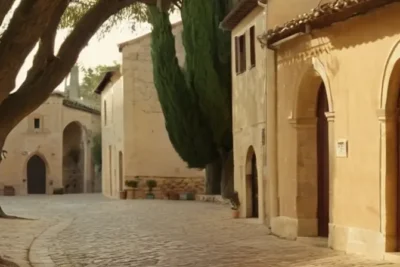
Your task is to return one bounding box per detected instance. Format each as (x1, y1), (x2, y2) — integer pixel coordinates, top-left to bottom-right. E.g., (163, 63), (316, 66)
(231, 7), (267, 222)
(100, 23), (204, 199)
(0, 92), (101, 196)
(228, 0), (400, 260)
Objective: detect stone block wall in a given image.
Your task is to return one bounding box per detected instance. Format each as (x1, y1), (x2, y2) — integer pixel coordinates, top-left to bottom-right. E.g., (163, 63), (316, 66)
(125, 176), (205, 199)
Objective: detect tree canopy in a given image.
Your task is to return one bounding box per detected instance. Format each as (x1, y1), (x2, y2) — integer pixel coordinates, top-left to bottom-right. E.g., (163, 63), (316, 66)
(79, 63), (120, 103)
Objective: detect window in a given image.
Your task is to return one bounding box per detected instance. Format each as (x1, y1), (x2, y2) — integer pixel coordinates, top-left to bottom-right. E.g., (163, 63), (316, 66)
(103, 100), (107, 126)
(34, 118), (41, 129)
(235, 34), (246, 74)
(250, 26), (256, 68)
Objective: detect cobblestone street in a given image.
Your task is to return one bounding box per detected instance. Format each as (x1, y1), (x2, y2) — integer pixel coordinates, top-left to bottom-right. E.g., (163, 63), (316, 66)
(0, 194), (397, 267)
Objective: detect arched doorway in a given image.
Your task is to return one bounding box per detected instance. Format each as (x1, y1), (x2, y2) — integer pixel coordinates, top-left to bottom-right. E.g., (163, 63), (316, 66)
(316, 84), (330, 237)
(294, 64), (332, 237)
(27, 155), (46, 194)
(382, 58), (400, 252)
(63, 121), (85, 194)
(245, 146), (258, 218)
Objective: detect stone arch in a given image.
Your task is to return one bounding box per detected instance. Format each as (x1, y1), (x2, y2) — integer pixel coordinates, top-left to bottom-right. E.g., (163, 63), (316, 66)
(63, 121), (88, 194)
(292, 60), (333, 237)
(379, 39), (400, 252)
(244, 146), (259, 218)
(380, 38), (400, 111)
(25, 153), (49, 194)
(292, 58), (334, 119)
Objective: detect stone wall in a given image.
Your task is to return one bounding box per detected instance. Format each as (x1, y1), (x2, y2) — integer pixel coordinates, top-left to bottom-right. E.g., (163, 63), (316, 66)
(124, 176), (205, 199)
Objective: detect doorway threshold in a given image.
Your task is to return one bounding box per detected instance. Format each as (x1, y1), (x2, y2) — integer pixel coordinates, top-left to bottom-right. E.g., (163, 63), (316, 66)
(384, 252), (400, 263)
(297, 237), (328, 248)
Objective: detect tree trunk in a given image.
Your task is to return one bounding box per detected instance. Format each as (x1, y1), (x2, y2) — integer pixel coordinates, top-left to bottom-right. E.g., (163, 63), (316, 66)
(205, 157), (222, 195)
(221, 150), (234, 198)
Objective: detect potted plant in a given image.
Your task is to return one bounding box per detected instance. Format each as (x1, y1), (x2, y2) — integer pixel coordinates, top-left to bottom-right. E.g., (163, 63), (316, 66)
(145, 179), (157, 199)
(125, 180), (138, 199)
(229, 191), (241, 219)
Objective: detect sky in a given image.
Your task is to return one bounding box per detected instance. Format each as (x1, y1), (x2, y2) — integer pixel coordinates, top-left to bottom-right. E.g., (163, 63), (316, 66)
(12, 7), (181, 92)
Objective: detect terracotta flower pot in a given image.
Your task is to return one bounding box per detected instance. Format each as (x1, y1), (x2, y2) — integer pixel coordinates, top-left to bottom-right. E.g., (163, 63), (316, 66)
(119, 190), (127, 200)
(126, 189), (136, 199)
(232, 210), (240, 219)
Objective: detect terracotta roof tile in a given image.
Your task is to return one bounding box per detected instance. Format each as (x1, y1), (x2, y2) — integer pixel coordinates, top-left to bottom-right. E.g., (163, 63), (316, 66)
(259, 0), (397, 47)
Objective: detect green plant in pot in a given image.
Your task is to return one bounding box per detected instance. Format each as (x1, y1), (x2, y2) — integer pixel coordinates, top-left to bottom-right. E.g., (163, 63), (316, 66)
(146, 180), (157, 199)
(125, 180), (138, 200)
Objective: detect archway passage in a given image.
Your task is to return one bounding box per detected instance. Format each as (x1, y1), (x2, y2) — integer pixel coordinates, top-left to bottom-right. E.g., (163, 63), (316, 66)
(245, 147), (259, 218)
(27, 155), (46, 194)
(63, 122), (85, 194)
(316, 84), (330, 237)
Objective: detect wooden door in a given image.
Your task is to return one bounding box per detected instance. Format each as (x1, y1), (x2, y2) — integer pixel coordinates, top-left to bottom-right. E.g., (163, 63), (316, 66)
(397, 96), (400, 250)
(27, 155), (46, 194)
(317, 84), (330, 237)
(251, 154), (259, 218)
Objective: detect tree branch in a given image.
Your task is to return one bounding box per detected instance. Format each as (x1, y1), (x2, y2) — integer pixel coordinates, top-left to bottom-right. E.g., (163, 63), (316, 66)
(25, 0), (70, 83)
(0, 0), (159, 146)
(0, 0), (65, 104)
(0, 0), (15, 26)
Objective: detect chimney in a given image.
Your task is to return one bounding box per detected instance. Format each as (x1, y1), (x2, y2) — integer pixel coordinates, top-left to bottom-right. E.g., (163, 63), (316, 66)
(66, 65), (80, 100)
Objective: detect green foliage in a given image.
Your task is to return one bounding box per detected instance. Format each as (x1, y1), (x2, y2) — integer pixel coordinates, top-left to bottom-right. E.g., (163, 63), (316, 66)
(146, 179), (157, 192)
(61, 1), (150, 36)
(92, 133), (102, 167)
(181, 0), (233, 150)
(79, 63), (120, 103)
(148, 1), (233, 169)
(61, 1), (181, 37)
(125, 180), (139, 188)
(148, 6), (219, 169)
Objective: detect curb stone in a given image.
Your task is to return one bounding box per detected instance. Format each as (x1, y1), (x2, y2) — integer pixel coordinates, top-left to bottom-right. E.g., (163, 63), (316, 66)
(29, 219), (73, 267)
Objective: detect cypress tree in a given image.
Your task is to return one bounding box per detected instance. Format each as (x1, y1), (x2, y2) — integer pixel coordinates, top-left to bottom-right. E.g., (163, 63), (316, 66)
(148, 0), (234, 196)
(148, 6), (219, 169)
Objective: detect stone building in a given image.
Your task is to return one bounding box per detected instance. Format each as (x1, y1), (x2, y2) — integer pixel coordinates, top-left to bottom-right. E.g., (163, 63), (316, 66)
(95, 22), (205, 199)
(0, 66), (101, 195)
(222, 0), (400, 261)
(221, 2), (267, 221)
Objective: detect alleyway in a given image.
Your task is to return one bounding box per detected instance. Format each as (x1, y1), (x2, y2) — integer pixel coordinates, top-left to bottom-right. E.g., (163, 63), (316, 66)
(0, 194), (395, 267)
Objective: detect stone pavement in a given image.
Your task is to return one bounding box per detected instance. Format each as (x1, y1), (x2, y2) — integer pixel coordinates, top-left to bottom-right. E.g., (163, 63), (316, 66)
(0, 194), (397, 267)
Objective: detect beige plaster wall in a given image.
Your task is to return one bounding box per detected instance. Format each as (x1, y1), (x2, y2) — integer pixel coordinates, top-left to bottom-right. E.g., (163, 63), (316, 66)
(270, 2), (400, 258)
(231, 7), (267, 222)
(101, 74), (124, 198)
(119, 23), (203, 185)
(0, 95), (100, 195)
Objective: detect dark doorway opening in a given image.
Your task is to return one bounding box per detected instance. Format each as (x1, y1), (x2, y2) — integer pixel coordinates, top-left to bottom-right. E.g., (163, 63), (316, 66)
(251, 153), (259, 218)
(316, 84), (330, 237)
(27, 155), (46, 194)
